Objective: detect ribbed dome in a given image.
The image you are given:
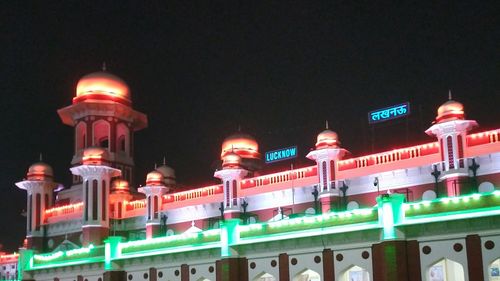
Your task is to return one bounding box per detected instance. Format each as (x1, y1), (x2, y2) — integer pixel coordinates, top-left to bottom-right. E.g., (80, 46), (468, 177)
(74, 71), (131, 105)
(436, 100), (464, 123)
(27, 162), (53, 181)
(315, 129), (340, 149)
(146, 170), (164, 186)
(221, 132), (260, 160)
(156, 164), (176, 186)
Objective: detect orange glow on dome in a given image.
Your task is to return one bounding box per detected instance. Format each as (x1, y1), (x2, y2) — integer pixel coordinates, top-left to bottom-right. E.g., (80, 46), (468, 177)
(27, 162), (53, 180)
(315, 129), (340, 149)
(222, 152), (242, 169)
(74, 71), (131, 105)
(111, 179), (130, 193)
(82, 147), (108, 165)
(436, 100), (464, 123)
(146, 170), (164, 186)
(221, 133), (260, 159)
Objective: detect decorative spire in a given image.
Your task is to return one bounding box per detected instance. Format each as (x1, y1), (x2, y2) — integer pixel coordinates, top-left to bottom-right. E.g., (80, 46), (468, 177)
(154, 163), (157, 169)
(325, 120), (329, 130)
(163, 156), (166, 165)
(237, 124), (241, 132)
(39, 153), (43, 162)
(448, 89), (452, 100)
(102, 62), (107, 71)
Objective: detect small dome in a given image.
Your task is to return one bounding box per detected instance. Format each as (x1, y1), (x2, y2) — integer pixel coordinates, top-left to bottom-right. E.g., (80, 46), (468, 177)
(436, 100), (464, 123)
(82, 147), (108, 165)
(156, 164), (176, 186)
(146, 170), (164, 186)
(315, 129), (340, 149)
(74, 71), (131, 105)
(222, 152), (242, 169)
(27, 162), (53, 181)
(111, 179), (130, 193)
(221, 132), (260, 160)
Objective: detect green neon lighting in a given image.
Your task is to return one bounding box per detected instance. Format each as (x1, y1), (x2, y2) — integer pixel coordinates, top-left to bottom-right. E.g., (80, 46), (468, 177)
(22, 189), (500, 272)
(404, 191), (500, 218)
(119, 230), (221, 255)
(31, 244), (104, 269)
(239, 208), (377, 239)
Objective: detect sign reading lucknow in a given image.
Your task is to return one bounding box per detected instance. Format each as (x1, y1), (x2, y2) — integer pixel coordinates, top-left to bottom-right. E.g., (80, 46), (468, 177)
(265, 146), (298, 164)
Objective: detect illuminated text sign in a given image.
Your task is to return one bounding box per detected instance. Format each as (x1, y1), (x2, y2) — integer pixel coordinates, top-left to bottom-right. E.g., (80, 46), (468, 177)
(265, 146), (298, 164)
(368, 102), (410, 124)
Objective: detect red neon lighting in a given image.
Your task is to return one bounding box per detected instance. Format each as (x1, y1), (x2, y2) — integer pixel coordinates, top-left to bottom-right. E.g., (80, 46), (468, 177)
(240, 166), (317, 189)
(467, 129), (500, 147)
(337, 142), (440, 171)
(44, 202), (84, 218)
(162, 185), (223, 204)
(73, 93), (131, 106)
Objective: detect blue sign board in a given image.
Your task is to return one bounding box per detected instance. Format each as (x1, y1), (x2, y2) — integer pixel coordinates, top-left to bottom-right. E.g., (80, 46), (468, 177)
(368, 102), (410, 124)
(265, 146), (298, 164)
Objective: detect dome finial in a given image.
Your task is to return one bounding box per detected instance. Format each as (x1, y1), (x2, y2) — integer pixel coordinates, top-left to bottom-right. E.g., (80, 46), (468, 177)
(325, 120), (329, 130)
(163, 156), (166, 165)
(237, 124), (241, 132)
(448, 89), (452, 100)
(39, 153), (43, 162)
(102, 62), (107, 71)
(154, 163), (157, 169)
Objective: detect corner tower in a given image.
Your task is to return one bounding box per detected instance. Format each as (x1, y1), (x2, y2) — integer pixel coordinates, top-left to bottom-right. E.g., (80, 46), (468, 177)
(425, 94), (478, 196)
(58, 68), (147, 184)
(16, 161), (60, 251)
(307, 122), (348, 213)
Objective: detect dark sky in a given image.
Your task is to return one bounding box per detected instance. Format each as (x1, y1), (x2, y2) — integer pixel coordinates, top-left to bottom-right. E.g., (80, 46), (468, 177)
(1, 1), (499, 251)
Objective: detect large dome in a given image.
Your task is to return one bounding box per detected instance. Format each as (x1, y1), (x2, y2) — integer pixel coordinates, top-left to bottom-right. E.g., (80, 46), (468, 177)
(436, 100), (464, 123)
(221, 132), (260, 160)
(74, 71), (131, 105)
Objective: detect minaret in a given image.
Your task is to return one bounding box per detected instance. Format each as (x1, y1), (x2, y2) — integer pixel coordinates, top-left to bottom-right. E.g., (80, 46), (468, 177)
(70, 147), (121, 246)
(214, 152), (249, 219)
(426, 93), (477, 196)
(58, 68), (147, 184)
(306, 121), (348, 213)
(16, 160), (60, 251)
(139, 170), (170, 238)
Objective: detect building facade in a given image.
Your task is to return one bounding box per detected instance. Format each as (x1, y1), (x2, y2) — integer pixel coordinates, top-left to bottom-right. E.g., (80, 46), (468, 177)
(8, 70), (500, 281)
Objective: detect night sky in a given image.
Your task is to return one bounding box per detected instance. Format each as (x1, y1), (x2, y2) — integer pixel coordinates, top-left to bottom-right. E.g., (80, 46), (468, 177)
(1, 2), (499, 251)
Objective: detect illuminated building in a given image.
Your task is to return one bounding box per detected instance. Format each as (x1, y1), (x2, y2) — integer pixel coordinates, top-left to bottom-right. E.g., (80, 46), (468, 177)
(7, 69), (500, 281)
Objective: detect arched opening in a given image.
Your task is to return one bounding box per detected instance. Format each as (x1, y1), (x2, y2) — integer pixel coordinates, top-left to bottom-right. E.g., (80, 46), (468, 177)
(93, 120), (110, 149)
(253, 272), (276, 281)
(479, 182), (495, 193)
(76, 122), (87, 152)
(116, 123), (129, 154)
(346, 201), (359, 211)
(293, 268), (321, 281)
(428, 259), (464, 281)
(488, 258), (500, 281)
(422, 190), (437, 201)
(341, 265), (370, 281)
